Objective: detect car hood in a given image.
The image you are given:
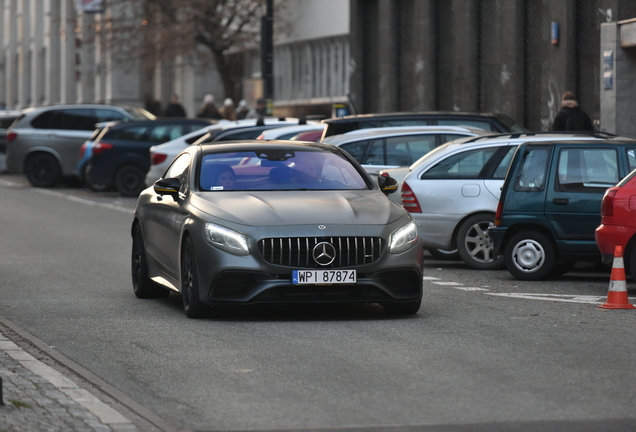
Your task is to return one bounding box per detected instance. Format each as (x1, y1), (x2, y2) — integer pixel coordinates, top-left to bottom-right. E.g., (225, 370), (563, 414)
(190, 190), (405, 226)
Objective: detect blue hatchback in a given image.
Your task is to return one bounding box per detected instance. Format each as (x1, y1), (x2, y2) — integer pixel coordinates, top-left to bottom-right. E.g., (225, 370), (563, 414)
(88, 118), (212, 196)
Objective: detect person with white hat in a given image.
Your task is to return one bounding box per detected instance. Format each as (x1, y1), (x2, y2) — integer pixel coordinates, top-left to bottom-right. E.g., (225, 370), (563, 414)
(197, 94), (221, 119)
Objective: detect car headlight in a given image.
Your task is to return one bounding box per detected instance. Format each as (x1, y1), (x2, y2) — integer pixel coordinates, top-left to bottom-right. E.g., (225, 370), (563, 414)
(203, 223), (249, 256)
(389, 221), (418, 253)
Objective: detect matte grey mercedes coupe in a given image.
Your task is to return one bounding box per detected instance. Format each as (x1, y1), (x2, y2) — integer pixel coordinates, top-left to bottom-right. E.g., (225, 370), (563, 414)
(131, 141), (424, 318)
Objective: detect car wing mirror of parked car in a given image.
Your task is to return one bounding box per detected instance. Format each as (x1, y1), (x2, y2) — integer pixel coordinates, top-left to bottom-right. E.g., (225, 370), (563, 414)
(154, 177), (181, 199)
(377, 174), (398, 195)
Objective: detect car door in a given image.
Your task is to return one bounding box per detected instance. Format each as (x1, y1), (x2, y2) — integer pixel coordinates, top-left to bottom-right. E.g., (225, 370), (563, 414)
(545, 146), (620, 255)
(146, 152), (192, 283)
(410, 145), (509, 248)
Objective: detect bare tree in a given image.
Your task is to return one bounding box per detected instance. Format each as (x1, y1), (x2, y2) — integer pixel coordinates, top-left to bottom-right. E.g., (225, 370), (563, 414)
(101, 0), (288, 100)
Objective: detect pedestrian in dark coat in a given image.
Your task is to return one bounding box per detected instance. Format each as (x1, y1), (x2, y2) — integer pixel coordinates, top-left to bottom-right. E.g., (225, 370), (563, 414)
(196, 94), (221, 120)
(551, 91), (594, 132)
(164, 94), (187, 117)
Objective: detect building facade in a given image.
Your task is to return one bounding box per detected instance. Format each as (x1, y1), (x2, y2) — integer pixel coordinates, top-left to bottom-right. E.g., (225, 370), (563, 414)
(2, 0), (636, 135)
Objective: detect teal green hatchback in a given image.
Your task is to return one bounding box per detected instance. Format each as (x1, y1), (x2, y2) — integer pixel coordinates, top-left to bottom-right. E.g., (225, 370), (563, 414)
(489, 139), (636, 280)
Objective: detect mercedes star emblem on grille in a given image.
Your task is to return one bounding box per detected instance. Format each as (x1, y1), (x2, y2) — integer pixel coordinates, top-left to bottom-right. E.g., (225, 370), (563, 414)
(312, 242), (336, 266)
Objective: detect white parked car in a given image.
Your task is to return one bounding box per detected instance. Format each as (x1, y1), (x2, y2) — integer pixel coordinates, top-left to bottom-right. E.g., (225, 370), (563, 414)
(256, 123), (325, 140)
(394, 131), (634, 269)
(323, 126), (492, 177)
(145, 118), (309, 186)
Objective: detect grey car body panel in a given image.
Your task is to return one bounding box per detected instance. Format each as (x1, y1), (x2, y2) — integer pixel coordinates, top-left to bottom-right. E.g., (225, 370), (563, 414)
(188, 190), (404, 227)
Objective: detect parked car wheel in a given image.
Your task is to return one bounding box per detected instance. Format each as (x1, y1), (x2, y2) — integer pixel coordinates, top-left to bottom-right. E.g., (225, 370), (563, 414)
(505, 231), (557, 280)
(456, 213), (505, 270)
(382, 300), (421, 315)
(115, 164), (146, 196)
(181, 237), (208, 319)
(132, 223), (170, 299)
(25, 152), (61, 187)
(427, 248), (460, 260)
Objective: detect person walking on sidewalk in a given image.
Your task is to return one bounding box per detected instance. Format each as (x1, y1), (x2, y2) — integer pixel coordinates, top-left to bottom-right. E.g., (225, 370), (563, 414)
(551, 91), (594, 132)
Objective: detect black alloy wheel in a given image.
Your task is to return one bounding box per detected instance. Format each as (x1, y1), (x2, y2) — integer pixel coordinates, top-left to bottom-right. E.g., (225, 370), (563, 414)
(132, 223), (170, 298)
(115, 164), (146, 197)
(25, 153), (62, 187)
(181, 237), (208, 318)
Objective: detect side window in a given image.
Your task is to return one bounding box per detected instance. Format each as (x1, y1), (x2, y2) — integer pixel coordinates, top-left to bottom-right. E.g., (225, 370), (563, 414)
(627, 149), (636, 172)
(339, 140), (370, 164)
(149, 125), (183, 143)
(422, 147), (500, 179)
(31, 111), (55, 128)
(443, 134), (470, 143)
(386, 135), (437, 166)
(108, 125), (149, 141)
(365, 139), (385, 165)
(514, 148), (550, 192)
(95, 109), (127, 123)
(436, 119), (496, 131)
(60, 109), (98, 130)
(164, 153), (191, 183)
(492, 146), (518, 179)
(556, 148), (618, 192)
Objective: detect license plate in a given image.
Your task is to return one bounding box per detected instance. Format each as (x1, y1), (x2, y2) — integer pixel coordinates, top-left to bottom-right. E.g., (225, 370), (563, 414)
(292, 270), (356, 285)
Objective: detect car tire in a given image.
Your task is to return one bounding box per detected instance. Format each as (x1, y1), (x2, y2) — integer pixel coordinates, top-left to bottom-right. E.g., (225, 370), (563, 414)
(25, 153), (61, 187)
(383, 300), (421, 315)
(505, 231), (557, 281)
(456, 213), (505, 270)
(427, 248), (460, 260)
(181, 237), (208, 319)
(115, 164), (146, 197)
(131, 223), (170, 299)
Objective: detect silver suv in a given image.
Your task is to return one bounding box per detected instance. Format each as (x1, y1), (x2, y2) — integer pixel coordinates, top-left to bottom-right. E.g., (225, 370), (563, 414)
(5, 104), (154, 187)
(393, 132), (635, 270)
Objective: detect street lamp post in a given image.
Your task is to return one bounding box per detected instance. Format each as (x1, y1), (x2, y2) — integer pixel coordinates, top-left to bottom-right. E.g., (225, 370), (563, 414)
(261, 0), (273, 116)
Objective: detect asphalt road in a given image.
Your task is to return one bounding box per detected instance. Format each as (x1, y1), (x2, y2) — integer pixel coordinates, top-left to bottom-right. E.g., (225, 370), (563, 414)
(1, 172), (635, 432)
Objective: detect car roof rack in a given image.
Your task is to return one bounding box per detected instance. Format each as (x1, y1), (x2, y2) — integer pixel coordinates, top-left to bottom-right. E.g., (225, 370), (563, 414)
(460, 130), (619, 144)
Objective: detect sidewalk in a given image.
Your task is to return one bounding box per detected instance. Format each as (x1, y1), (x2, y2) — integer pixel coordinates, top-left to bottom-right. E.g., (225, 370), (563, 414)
(0, 329), (138, 432)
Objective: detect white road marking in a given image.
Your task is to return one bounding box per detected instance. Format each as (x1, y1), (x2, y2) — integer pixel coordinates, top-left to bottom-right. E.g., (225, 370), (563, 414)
(431, 281), (463, 286)
(485, 293), (632, 305)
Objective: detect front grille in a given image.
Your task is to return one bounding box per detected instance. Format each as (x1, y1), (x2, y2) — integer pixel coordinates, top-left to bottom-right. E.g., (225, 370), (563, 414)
(258, 237), (384, 268)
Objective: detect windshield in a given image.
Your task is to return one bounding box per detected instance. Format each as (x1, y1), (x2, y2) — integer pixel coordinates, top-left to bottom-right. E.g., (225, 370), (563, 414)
(199, 149), (369, 191)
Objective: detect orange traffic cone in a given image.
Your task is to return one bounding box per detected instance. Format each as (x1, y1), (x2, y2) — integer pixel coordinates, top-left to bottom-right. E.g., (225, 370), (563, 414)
(598, 245), (636, 309)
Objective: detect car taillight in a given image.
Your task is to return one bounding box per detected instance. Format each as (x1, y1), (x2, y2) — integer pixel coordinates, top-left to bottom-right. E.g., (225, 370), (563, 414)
(400, 181), (422, 213)
(601, 187), (619, 218)
(151, 153), (168, 165)
(494, 201), (504, 226)
(78, 142), (87, 158)
(256, 134), (265, 140)
(92, 142), (113, 155)
(6, 131), (17, 143)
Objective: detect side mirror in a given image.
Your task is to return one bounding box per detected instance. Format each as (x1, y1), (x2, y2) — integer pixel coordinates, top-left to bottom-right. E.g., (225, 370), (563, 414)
(154, 177), (181, 199)
(377, 174), (398, 195)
